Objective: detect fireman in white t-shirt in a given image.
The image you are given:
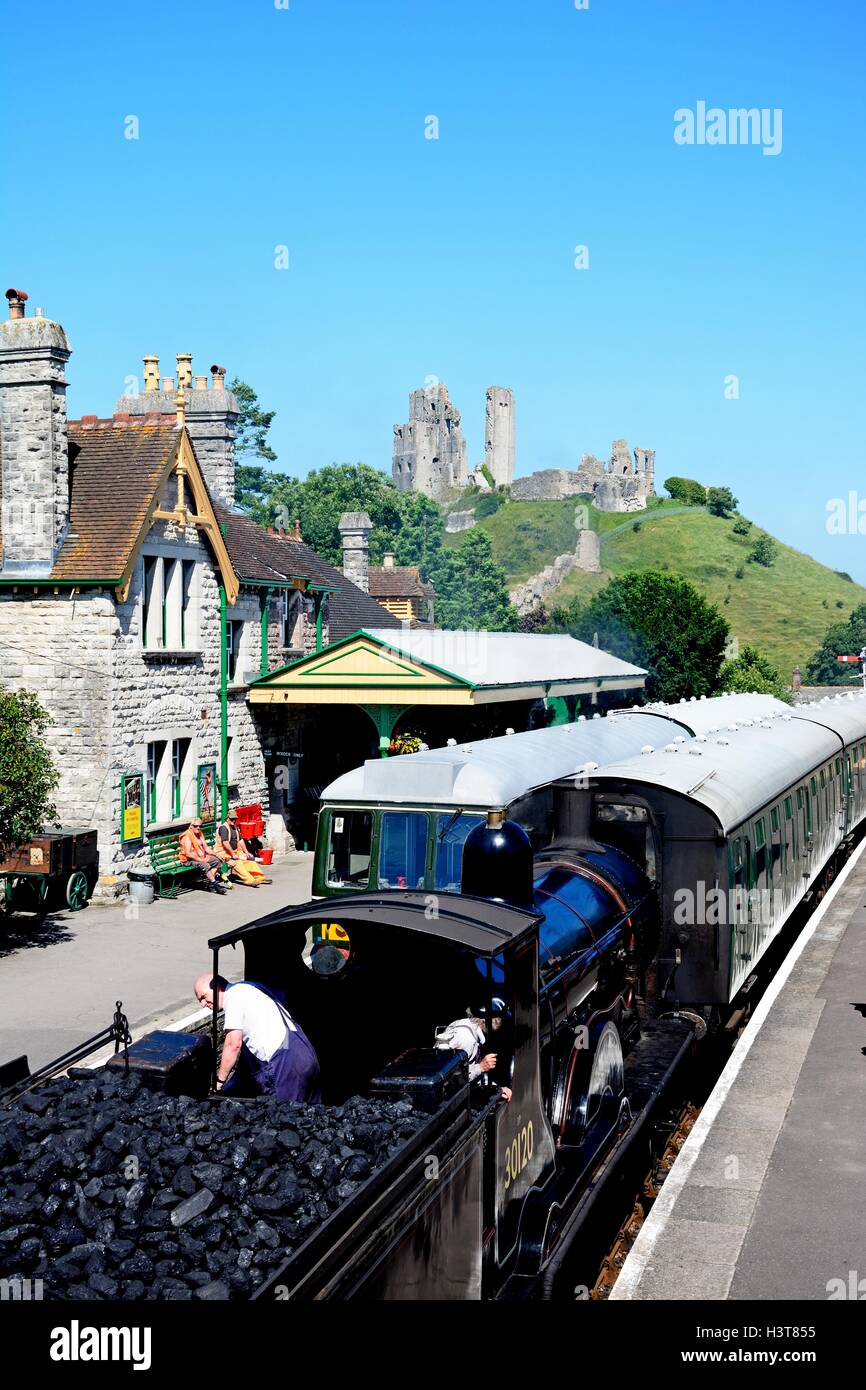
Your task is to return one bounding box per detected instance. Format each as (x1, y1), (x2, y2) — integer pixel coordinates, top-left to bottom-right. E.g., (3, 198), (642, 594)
(194, 974), (320, 1102)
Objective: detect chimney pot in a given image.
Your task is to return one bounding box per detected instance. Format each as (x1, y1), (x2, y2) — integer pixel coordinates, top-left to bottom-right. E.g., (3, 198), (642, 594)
(210, 364), (226, 390)
(194, 375), (208, 391)
(5, 288), (28, 320)
(162, 376), (175, 391)
(143, 355), (160, 391)
(176, 353), (193, 391)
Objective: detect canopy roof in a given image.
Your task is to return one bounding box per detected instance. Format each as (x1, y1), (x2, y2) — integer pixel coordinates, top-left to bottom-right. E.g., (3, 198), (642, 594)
(248, 628), (647, 708)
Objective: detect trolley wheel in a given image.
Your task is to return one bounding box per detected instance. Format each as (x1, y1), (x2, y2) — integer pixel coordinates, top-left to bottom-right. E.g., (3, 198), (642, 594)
(66, 870), (89, 911)
(551, 1019), (627, 1151)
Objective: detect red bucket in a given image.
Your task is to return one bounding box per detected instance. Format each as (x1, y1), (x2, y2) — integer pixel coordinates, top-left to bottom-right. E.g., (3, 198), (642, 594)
(258, 847), (274, 865)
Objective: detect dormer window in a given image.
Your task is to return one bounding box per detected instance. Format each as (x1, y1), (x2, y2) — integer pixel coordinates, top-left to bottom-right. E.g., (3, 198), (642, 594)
(141, 552), (198, 651)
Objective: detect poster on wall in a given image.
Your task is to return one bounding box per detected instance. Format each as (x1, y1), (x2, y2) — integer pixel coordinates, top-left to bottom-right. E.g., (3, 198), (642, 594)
(197, 763), (216, 823)
(121, 773), (144, 844)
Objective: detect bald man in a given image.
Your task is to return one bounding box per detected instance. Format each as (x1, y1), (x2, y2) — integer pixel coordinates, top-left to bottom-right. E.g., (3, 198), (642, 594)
(194, 973), (320, 1103)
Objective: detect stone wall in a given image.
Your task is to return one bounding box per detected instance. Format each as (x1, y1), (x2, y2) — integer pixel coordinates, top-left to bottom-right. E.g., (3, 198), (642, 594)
(508, 529), (601, 615)
(0, 315), (72, 574)
(444, 509), (476, 534)
(0, 588), (115, 866)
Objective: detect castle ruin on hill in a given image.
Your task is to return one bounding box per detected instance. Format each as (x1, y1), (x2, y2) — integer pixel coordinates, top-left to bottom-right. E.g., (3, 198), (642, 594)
(392, 382), (654, 512)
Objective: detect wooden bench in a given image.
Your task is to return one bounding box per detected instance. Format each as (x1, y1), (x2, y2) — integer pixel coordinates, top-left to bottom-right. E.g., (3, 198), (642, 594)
(148, 824), (223, 898)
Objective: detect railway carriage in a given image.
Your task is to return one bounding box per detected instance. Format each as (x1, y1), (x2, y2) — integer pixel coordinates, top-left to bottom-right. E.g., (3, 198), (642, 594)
(577, 693), (866, 1007)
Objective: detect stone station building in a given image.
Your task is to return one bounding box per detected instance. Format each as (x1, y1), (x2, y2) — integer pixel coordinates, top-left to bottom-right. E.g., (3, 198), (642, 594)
(0, 290), (398, 891)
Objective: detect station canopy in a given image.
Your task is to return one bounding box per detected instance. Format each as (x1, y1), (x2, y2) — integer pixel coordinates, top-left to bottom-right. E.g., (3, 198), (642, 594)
(247, 628), (647, 710)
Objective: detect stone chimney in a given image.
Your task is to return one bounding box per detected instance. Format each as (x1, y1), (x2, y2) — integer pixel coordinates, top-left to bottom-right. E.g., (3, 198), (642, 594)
(338, 511), (373, 592)
(0, 288), (72, 575)
(383, 551), (395, 569)
(115, 355), (239, 506)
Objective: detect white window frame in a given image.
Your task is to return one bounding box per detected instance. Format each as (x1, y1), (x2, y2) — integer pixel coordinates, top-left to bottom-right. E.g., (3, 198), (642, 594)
(140, 550), (200, 652)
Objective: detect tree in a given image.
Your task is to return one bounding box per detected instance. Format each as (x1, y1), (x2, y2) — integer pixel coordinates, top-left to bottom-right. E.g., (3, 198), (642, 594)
(265, 464), (405, 567)
(707, 486), (738, 517)
(805, 604), (866, 686)
(548, 570), (729, 702)
(0, 690), (59, 854)
(664, 476), (707, 506)
(732, 516), (752, 535)
(720, 644), (790, 701)
(229, 378), (278, 520)
(429, 530), (517, 630)
(749, 535), (777, 567)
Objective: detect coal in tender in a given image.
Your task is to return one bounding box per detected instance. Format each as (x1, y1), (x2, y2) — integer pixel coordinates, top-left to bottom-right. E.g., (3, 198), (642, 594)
(0, 1067), (425, 1301)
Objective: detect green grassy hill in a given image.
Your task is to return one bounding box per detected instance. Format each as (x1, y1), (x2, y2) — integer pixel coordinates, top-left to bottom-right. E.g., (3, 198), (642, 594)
(448, 496), (866, 676)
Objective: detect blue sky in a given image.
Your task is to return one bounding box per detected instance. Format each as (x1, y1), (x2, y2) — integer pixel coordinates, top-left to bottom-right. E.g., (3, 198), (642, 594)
(2, 0), (865, 577)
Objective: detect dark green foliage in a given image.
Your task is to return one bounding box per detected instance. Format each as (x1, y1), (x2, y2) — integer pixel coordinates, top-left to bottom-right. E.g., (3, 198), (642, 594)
(749, 535), (777, 567)
(732, 516), (752, 536)
(475, 492), (504, 520)
(720, 644), (789, 701)
(427, 530), (517, 630)
(548, 570), (728, 702)
(663, 476), (707, 506)
(805, 604), (866, 685)
(0, 690), (59, 854)
(229, 379), (278, 519)
(706, 486), (738, 517)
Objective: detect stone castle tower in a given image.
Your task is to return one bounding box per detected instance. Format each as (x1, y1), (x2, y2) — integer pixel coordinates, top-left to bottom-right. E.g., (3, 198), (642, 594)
(115, 355), (239, 506)
(483, 386), (515, 487)
(0, 289), (72, 575)
(392, 383), (468, 501)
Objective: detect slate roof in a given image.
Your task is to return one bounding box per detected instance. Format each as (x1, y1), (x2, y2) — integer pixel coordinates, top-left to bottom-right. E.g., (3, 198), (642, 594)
(212, 503), (399, 640)
(368, 564), (429, 600)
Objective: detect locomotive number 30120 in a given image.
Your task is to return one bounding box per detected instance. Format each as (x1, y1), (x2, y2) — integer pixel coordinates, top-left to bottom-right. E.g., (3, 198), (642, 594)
(503, 1122), (534, 1190)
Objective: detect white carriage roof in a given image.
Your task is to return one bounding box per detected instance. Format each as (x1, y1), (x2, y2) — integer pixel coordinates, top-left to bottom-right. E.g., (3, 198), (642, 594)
(361, 629), (647, 692)
(637, 692), (792, 735)
(591, 714), (847, 833)
(322, 712), (684, 809)
(321, 693), (785, 809)
(791, 690), (866, 743)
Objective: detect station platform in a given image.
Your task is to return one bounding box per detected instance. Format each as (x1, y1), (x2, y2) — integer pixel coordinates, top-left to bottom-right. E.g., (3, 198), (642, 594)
(611, 837), (866, 1301)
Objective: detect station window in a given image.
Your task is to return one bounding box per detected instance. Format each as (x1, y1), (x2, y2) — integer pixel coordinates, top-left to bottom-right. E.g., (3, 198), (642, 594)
(171, 738), (193, 819)
(326, 811), (372, 888)
(226, 620), (244, 683)
(142, 554), (197, 650)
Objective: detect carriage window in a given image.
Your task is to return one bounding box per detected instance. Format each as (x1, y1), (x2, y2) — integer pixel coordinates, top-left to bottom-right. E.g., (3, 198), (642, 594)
(378, 812), (427, 889)
(754, 819), (767, 883)
(770, 808), (779, 833)
(731, 837), (744, 887)
(326, 810), (372, 888)
(810, 778), (817, 797)
(819, 769), (826, 789)
(785, 797), (793, 819)
(434, 813), (484, 891)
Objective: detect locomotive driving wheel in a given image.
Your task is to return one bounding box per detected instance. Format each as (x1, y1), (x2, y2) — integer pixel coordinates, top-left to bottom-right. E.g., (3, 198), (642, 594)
(551, 1020), (628, 1151)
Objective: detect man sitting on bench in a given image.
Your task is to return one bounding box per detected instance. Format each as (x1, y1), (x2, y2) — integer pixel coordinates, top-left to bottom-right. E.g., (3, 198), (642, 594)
(179, 818), (229, 894)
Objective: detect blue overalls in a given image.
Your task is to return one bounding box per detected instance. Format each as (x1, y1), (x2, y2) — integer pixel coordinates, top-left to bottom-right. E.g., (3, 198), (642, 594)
(225, 982), (321, 1103)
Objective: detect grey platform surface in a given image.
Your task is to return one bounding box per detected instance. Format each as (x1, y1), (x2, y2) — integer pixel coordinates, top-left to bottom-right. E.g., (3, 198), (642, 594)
(612, 842), (866, 1301)
(0, 855), (314, 1072)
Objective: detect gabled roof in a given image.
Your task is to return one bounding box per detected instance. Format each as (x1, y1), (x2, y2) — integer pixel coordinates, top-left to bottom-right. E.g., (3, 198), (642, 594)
(50, 417), (181, 582)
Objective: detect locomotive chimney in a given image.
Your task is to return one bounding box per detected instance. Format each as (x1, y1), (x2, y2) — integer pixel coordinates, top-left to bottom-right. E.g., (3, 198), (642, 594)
(461, 811), (534, 910)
